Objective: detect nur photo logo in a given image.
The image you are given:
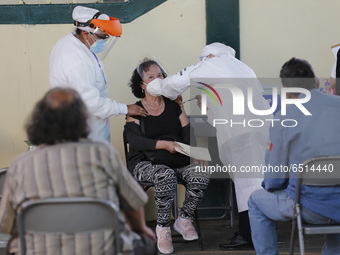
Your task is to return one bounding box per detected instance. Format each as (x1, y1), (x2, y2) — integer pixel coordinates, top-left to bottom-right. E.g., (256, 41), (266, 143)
(196, 82), (223, 115)
(197, 82), (223, 106)
(193, 78), (312, 128)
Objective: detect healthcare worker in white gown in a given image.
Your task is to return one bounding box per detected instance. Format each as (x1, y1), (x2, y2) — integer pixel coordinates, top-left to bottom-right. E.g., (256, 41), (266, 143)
(147, 43), (272, 249)
(50, 6), (147, 142)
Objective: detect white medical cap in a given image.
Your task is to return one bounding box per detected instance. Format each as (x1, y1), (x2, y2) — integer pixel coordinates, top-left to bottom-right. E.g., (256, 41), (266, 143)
(72, 6), (109, 33)
(200, 42), (236, 58)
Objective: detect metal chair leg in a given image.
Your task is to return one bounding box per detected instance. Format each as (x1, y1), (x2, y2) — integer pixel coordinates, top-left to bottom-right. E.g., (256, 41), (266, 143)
(296, 205), (305, 255)
(289, 217), (297, 255)
(194, 208), (203, 250)
(228, 179), (235, 227)
(173, 187), (178, 220)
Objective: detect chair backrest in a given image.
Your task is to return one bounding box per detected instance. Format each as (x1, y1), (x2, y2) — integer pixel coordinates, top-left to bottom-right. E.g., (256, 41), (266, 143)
(298, 155), (340, 185)
(18, 197), (121, 255)
(295, 155), (340, 203)
(0, 168), (8, 196)
(290, 156), (340, 255)
(123, 131), (129, 166)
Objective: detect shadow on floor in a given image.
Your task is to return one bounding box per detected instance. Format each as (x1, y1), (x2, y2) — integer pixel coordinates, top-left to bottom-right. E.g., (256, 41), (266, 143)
(147, 216), (326, 255)
(0, 216), (326, 255)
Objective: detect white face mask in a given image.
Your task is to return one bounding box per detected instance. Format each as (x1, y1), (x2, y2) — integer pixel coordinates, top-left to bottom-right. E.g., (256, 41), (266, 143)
(90, 39), (108, 54)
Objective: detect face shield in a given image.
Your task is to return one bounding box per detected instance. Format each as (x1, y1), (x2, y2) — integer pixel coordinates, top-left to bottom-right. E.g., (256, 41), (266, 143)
(91, 30), (120, 61)
(97, 37), (119, 61)
(136, 56), (168, 79)
(88, 17), (122, 61)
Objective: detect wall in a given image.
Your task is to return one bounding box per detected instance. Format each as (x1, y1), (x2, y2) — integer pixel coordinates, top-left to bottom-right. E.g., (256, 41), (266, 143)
(1, 0), (339, 220)
(2, 1), (338, 166)
(107, 0), (206, 162)
(0, 0), (206, 167)
(240, 0), (340, 78)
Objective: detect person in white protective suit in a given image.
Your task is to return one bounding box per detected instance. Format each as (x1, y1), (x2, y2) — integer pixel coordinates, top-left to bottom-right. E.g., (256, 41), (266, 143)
(50, 6), (148, 142)
(147, 42), (272, 250)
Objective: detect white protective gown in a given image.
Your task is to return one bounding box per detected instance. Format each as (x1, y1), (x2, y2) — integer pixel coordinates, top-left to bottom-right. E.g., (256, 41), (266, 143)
(147, 44), (271, 212)
(49, 32), (127, 142)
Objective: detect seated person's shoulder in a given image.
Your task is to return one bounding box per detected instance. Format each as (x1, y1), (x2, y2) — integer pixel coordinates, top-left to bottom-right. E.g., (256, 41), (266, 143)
(164, 97), (174, 104)
(78, 139), (115, 153)
(127, 100), (143, 121)
(164, 97), (180, 109)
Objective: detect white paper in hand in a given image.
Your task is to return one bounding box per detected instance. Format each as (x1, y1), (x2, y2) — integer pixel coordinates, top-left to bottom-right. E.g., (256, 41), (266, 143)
(175, 142), (211, 161)
(332, 44), (340, 57)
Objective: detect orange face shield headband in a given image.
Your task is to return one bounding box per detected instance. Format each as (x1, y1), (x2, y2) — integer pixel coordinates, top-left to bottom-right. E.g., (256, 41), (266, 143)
(74, 11), (122, 37)
(89, 17), (122, 37)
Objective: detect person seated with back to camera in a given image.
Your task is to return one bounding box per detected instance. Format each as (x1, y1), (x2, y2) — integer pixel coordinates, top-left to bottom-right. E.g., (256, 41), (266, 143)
(123, 58), (210, 254)
(0, 87), (156, 255)
(248, 58), (340, 255)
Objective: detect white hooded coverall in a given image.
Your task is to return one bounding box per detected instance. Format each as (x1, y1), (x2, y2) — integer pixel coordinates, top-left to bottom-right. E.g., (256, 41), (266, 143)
(50, 33), (127, 142)
(147, 43), (271, 212)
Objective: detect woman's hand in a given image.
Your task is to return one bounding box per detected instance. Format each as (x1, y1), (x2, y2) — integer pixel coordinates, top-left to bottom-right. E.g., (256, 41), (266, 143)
(163, 141), (178, 153)
(195, 95), (208, 112)
(156, 140), (178, 153)
(127, 104), (149, 117)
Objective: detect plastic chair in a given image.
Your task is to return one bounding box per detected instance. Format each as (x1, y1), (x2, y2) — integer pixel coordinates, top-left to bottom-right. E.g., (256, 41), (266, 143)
(123, 133), (203, 250)
(17, 197), (122, 255)
(289, 155), (340, 255)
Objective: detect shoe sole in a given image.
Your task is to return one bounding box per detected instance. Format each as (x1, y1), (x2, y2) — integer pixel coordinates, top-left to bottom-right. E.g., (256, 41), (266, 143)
(173, 222), (199, 241)
(157, 243), (174, 255)
(156, 228), (174, 254)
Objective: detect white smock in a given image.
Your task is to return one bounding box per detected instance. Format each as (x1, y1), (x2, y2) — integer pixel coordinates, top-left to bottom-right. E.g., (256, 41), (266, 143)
(147, 43), (271, 212)
(49, 32), (127, 142)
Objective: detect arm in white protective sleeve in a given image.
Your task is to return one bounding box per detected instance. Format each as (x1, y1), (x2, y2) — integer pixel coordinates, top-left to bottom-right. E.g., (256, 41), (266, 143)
(147, 61), (202, 100)
(66, 63), (127, 118)
(49, 38), (128, 119)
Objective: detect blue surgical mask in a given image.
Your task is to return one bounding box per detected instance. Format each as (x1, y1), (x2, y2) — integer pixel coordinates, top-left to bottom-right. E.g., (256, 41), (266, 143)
(90, 39), (107, 54)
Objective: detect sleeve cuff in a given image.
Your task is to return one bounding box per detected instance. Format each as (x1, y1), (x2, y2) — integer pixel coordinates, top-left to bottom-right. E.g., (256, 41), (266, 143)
(331, 62), (336, 78)
(118, 103), (128, 115)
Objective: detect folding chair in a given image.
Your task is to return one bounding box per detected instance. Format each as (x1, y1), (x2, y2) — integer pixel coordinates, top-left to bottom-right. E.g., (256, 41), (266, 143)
(0, 167), (8, 196)
(289, 155), (340, 255)
(17, 197), (122, 255)
(123, 133), (203, 250)
(188, 115), (234, 226)
(0, 167), (10, 248)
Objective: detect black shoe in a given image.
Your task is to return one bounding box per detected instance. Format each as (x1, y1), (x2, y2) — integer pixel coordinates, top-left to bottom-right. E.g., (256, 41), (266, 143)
(219, 233), (254, 250)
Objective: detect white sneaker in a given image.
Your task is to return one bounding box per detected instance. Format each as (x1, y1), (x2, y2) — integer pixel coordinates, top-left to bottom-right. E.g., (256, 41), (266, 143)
(156, 225), (174, 254)
(173, 215), (199, 241)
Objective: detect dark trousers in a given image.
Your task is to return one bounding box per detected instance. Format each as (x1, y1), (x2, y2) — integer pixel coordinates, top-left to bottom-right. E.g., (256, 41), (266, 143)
(239, 210), (253, 244)
(134, 233), (157, 255)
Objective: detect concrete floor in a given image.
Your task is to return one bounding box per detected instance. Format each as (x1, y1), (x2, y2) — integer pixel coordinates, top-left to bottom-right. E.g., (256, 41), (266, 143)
(147, 216), (326, 255)
(0, 216), (327, 255)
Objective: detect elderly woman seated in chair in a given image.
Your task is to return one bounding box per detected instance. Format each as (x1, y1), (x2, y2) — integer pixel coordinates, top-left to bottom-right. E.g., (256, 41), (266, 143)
(124, 58), (210, 254)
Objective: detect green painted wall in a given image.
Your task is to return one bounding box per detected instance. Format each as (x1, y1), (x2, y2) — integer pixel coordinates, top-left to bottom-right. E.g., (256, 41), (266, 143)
(0, 0), (166, 24)
(206, 0), (240, 59)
